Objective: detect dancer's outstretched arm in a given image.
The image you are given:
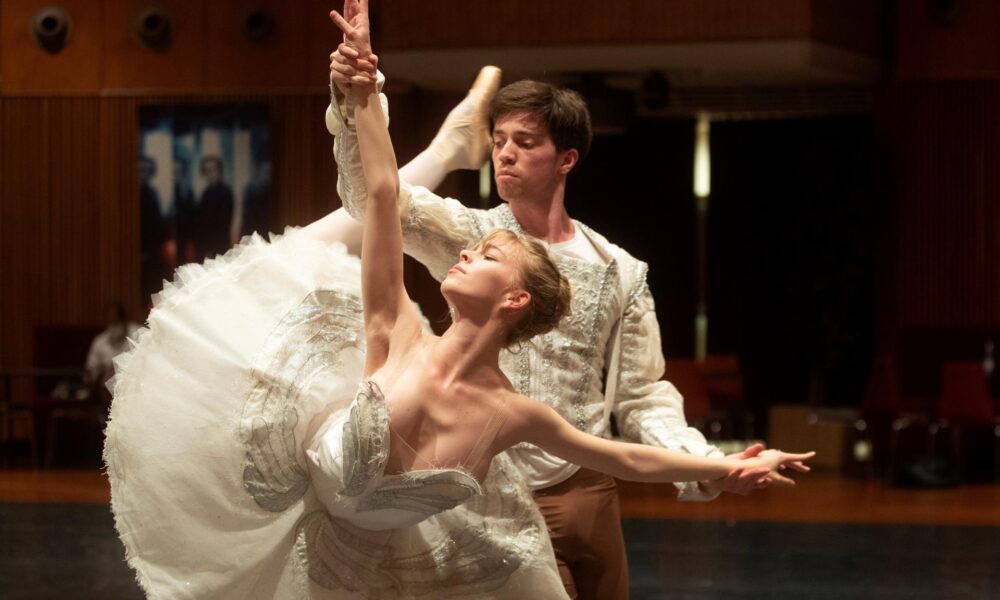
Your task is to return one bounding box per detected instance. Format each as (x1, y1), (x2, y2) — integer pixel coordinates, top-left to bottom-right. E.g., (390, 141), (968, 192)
(331, 1), (421, 375)
(508, 397), (813, 486)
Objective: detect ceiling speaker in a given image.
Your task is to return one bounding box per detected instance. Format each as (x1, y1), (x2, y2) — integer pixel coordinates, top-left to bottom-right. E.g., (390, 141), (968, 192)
(135, 6), (172, 51)
(243, 9), (276, 43)
(31, 6), (72, 54)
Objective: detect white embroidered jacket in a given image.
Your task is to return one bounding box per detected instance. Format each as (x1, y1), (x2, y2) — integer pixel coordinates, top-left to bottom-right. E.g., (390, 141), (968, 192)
(327, 85), (722, 500)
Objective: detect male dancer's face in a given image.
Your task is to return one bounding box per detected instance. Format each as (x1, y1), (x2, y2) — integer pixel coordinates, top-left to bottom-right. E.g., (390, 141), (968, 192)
(491, 113), (572, 206)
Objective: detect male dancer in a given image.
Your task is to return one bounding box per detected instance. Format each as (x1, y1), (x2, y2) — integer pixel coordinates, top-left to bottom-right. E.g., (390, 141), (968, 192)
(325, 46), (773, 600)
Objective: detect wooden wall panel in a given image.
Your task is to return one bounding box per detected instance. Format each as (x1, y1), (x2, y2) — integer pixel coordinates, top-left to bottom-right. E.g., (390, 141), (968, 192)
(296, 94), (342, 225)
(1, 99), (51, 369)
(0, 99), (4, 364)
(879, 81), (1000, 331)
(631, 0), (811, 42)
(204, 0), (309, 91)
(102, 0), (206, 91)
(376, 0), (812, 50)
(270, 94), (326, 227)
(0, 0), (103, 93)
(810, 0), (882, 57)
(1, 0), (885, 94)
(96, 96), (139, 320)
(48, 97), (102, 322)
(897, 0), (1000, 80)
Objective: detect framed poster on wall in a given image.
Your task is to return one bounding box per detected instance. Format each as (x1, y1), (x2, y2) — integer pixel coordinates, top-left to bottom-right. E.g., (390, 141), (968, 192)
(138, 104), (271, 305)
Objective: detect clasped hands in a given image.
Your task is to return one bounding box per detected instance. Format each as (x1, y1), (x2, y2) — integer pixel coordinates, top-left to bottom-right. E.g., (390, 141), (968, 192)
(329, 1), (378, 92)
(703, 443), (814, 496)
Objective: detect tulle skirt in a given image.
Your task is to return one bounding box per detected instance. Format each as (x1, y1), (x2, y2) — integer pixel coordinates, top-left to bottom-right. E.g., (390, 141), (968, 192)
(104, 230), (566, 599)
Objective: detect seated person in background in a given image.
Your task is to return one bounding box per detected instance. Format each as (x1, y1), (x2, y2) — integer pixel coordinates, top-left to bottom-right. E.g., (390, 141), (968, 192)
(84, 303), (140, 397)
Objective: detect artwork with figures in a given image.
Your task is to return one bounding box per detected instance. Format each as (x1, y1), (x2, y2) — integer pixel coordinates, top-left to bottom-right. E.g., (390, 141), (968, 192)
(138, 105), (271, 305)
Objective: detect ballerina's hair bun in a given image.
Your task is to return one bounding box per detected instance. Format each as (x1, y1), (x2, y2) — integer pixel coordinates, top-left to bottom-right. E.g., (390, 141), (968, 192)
(474, 229), (572, 346)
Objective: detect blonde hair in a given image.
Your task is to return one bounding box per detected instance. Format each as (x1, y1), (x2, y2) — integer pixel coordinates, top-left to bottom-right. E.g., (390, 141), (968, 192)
(473, 229), (572, 346)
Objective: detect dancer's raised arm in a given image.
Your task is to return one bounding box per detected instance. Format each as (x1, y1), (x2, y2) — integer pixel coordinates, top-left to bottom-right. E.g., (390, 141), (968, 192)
(330, 2), (421, 375)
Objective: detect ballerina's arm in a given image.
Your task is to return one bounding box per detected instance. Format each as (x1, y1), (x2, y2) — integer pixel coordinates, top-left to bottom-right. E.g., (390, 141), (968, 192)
(509, 397), (813, 485)
(330, 2), (422, 375)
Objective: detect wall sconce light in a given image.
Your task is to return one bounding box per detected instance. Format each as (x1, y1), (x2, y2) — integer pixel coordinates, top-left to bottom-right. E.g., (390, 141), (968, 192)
(243, 9), (276, 43)
(31, 6), (72, 54)
(135, 6), (172, 51)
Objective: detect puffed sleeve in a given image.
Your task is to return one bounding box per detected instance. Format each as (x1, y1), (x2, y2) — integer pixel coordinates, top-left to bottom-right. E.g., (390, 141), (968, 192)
(613, 269), (724, 501)
(327, 72), (389, 220)
(396, 184), (490, 280)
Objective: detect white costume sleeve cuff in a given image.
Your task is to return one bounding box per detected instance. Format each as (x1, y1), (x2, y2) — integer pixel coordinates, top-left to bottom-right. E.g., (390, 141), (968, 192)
(326, 70), (388, 136)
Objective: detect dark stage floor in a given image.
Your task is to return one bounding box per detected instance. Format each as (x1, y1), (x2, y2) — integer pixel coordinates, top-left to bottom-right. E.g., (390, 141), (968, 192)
(623, 519), (999, 599)
(1, 500), (998, 599)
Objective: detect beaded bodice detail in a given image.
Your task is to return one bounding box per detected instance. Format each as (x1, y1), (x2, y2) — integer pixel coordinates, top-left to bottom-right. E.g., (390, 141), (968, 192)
(340, 380), (484, 521)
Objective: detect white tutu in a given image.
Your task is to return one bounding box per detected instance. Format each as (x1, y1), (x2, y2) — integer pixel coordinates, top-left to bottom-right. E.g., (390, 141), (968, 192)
(104, 230), (566, 600)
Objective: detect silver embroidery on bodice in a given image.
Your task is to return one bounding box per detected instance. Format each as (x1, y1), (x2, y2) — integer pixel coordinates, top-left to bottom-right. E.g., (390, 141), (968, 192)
(340, 380), (389, 497)
(241, 289), (365, 512)
(341, 379), (484, 516)
(358, 470), (483, 516)
(296, 453), (540, 597)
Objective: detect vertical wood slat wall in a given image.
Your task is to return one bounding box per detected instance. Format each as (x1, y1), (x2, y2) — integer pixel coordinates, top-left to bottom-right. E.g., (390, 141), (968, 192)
(884, 81), (1000, 332)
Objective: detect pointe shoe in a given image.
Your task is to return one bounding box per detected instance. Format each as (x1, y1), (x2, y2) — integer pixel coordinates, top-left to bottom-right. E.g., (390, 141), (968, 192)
(429, 66), (502, 171)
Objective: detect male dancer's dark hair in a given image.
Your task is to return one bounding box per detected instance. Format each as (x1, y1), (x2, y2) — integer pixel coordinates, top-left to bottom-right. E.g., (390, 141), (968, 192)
(489, 80), (593, 165)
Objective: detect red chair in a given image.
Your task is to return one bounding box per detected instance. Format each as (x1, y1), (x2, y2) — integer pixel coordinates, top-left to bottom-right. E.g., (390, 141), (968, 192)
(664, 356), (754, 441)
(700, 354), (754, 440)
(32, 324), (105, 468)
(939, 362), (996, 424)
(701, 355), (744, 412)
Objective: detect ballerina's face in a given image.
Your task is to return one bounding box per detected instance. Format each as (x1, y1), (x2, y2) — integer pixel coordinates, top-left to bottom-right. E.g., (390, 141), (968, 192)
(440, 237), (530, 315)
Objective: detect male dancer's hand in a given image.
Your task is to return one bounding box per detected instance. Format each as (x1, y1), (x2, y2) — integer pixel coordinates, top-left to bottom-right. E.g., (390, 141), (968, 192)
(701, 443), (772, 495)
